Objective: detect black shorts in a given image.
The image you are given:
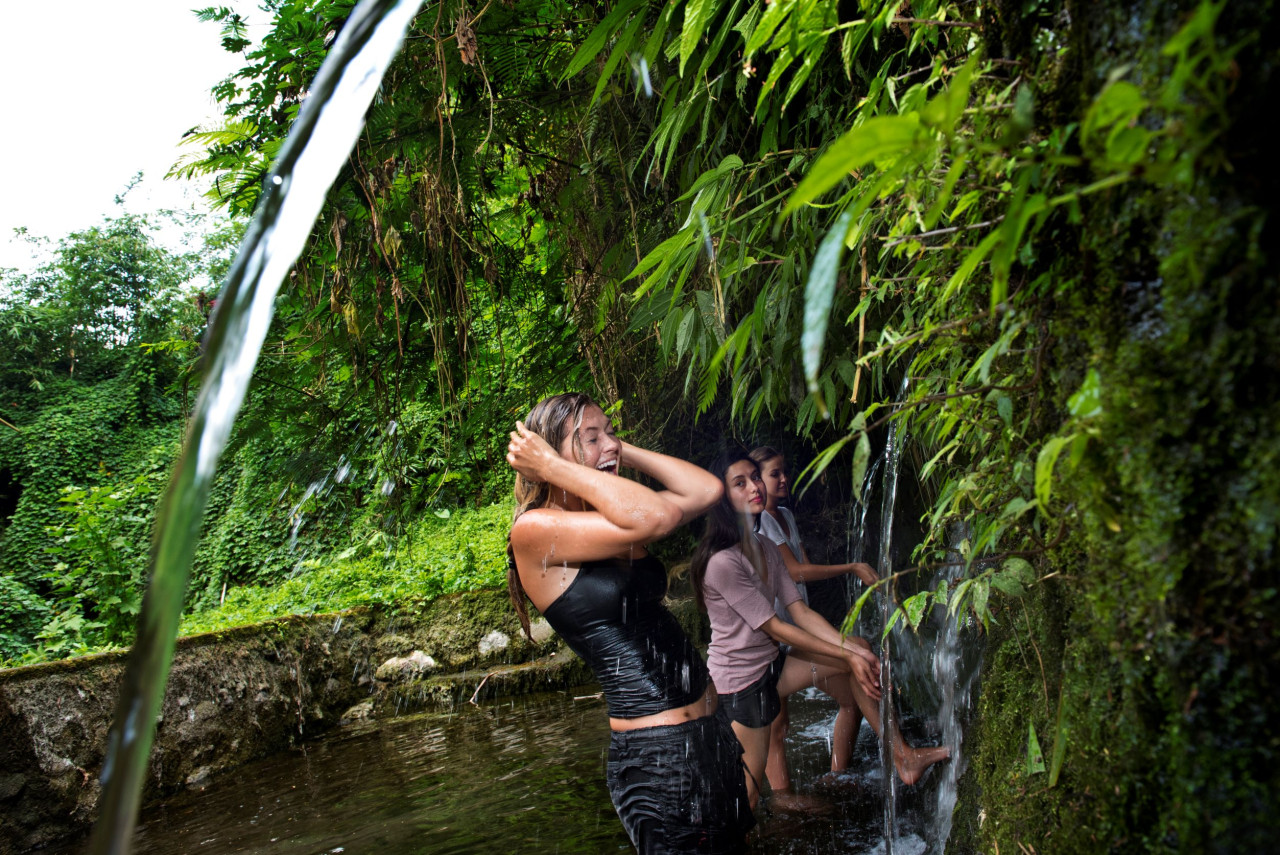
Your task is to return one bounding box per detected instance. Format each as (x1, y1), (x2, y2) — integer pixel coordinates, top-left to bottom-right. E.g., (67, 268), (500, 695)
(606, 708), (755, 853)
(719, 651), (787, 728)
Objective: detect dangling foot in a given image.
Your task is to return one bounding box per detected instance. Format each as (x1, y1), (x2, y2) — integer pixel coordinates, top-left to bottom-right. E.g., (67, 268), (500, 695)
(895, 744), (950, 785)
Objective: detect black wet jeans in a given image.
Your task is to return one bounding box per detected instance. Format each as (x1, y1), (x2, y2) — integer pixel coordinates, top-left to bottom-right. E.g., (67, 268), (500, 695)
(606, 709), (755, 854)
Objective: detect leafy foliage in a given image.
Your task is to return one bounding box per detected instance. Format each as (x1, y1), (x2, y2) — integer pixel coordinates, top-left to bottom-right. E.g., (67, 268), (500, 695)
(180, 500), (512, 634)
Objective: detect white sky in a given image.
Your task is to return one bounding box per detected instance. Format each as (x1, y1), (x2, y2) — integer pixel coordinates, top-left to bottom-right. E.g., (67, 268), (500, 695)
(0, 1), (266, 272)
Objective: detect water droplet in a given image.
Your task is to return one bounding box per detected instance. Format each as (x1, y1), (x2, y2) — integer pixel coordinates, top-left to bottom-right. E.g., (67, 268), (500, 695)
(272, 174), (283, 185)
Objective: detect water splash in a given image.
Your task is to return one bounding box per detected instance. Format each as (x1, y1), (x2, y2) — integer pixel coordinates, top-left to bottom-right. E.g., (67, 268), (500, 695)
(88, 3), (423, 853)
(924, 524), (982, 852)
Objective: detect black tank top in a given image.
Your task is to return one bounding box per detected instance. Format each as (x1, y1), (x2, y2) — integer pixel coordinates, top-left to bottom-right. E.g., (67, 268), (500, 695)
(541, 553), (709, 718)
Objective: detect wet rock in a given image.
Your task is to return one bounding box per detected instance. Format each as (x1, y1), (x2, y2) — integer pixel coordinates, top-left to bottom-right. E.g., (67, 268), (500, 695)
(340, 700), (374, 724)
(0, 773), (25, 801)
(375, 650), (437, 681)
(185, 766), (212, 789)
(374, 633), (416, 659)
(528, 618), (555, 644)
(478, 630), (510, 656)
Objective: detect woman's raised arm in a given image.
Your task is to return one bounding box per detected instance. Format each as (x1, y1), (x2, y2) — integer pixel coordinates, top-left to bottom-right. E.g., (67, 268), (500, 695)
(621, 441), (724, 523)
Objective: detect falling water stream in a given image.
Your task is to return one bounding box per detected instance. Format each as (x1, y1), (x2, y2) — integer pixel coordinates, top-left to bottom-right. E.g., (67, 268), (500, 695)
(88, 2), (422, 852)
(843, 371), (983, 855)
(876, 393), (907, 854)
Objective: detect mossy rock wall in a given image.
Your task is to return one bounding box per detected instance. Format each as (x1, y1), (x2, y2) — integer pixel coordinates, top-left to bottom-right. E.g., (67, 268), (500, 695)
(951, 2), (1279, 852)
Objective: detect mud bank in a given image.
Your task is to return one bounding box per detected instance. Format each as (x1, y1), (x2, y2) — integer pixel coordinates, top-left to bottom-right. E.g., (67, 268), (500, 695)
(0, 591), (706, 853)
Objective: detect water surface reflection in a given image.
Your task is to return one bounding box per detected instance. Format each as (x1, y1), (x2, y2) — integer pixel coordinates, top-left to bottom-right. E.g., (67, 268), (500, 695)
(61, 688), (938, 853)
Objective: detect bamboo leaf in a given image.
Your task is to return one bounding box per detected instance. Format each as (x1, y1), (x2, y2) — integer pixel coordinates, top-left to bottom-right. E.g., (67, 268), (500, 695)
(1068, 368), (1104, 418)
(677, 155), (744, 202)
(1082, 80), (1147, 143)
(676, 307), (696, 360)
(563, 0), (646, 81)
(679, 0), (717, 75)
(802, 210), (854, 396)
(795, 431), (855, 497)
(1048, 698), (1069, 786)
(941, 229), (1000, 302)
(991, 192), (1047, 312)
(784, 114), (922, 214)
(743, 0), (797, 56)
(850, 421), (871, 502)
(903, 591), (931, 631)
(920, 55), (977, 136)
(592, 11), (647, 104)
(840, 582), (878, 635)
(1035, 433), (1077, 514)
(1027, 722), (1047, 774)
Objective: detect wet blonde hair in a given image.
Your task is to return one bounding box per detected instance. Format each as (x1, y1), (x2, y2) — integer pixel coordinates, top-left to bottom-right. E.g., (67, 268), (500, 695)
(507, 392), (597, 639)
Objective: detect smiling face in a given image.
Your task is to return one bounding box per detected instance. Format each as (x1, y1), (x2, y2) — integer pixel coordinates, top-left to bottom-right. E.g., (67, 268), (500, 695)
(724, 459), (766, 516)
(757, 455), (788, 508)
(558, 403), (620, 475)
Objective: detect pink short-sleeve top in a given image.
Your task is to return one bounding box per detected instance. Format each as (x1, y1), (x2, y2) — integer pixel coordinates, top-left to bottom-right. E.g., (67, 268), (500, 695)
(703, 536), (803, 694)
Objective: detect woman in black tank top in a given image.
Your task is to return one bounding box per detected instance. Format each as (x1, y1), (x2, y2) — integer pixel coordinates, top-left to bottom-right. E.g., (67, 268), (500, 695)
(506, 393), (753, 854)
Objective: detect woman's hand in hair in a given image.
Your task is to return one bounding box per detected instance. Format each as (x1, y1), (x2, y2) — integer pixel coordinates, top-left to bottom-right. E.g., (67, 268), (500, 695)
(507, 421), (559, 482)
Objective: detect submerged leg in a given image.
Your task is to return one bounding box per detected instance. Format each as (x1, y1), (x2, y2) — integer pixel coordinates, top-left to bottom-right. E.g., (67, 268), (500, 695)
(764, 699), (792, 792)
(729, 720), (771, 810)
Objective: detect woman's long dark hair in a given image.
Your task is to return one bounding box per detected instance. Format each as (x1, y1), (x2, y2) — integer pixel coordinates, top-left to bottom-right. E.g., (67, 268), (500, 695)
(506, 392), (597, 640)
(690, 450), (766, 612)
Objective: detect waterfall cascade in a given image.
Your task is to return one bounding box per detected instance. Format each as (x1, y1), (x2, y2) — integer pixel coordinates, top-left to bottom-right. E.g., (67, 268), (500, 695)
(842, 377), (984, 855)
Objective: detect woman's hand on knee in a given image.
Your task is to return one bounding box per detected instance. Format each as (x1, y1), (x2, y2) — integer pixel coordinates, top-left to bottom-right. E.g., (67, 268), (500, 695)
(846, 651), (882, 702)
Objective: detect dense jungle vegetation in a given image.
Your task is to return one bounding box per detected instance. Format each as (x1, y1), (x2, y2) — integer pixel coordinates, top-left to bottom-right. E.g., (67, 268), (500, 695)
(1, 0), (1276, 851)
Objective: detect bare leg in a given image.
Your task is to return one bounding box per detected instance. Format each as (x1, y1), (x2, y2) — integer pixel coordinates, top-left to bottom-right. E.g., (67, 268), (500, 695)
(729, 720), (770, 810)
(779, 653), (948, 786)
(829, 700), (862, 772)
(765, 698), (792, 792)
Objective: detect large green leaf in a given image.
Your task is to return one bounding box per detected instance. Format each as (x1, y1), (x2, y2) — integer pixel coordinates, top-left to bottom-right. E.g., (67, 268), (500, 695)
(801, 211), (854, 397)
(784, 115), (922, 214)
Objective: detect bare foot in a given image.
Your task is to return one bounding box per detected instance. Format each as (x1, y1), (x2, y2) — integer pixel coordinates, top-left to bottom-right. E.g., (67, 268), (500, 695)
(895, 744), (950, 785)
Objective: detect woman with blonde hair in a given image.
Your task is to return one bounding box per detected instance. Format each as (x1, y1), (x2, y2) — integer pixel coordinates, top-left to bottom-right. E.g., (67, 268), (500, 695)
(506, 393), (753, 854)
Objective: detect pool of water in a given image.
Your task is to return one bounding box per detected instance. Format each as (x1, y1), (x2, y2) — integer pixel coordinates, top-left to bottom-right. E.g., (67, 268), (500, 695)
(55, 687), (941, 854)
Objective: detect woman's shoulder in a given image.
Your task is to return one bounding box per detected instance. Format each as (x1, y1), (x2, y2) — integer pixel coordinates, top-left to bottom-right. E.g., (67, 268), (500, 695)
(705, 544), (750, 578)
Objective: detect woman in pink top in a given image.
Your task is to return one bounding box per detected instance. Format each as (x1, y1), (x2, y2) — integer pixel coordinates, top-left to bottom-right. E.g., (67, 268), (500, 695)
(749, 445), (878, 796)
(691, 450), (947, 809)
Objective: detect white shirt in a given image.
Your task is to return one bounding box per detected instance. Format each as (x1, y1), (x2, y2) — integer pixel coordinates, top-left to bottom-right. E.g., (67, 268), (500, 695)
(757, 506), (809, 616)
